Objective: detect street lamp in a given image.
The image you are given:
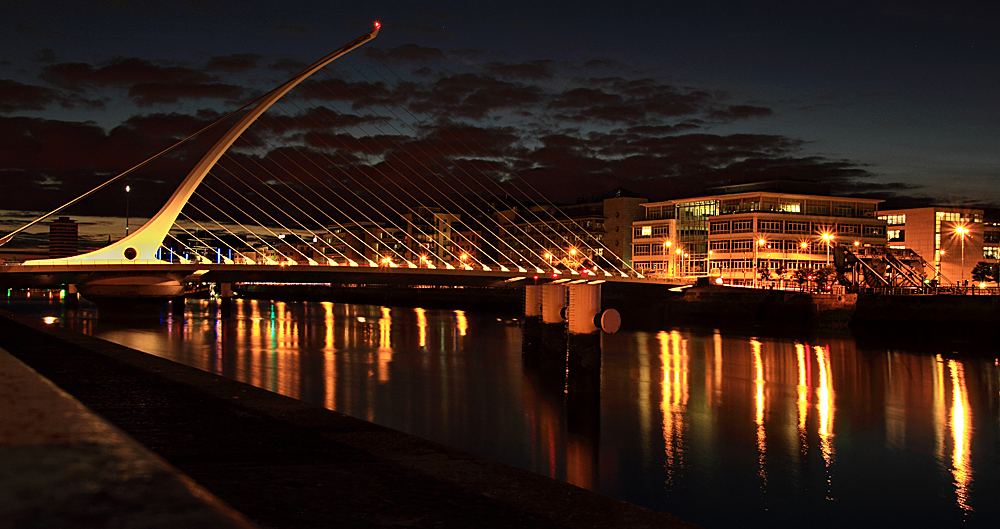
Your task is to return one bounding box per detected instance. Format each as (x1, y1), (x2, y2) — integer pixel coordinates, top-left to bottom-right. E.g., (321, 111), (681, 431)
(675, 247), (682, 277)
(956, 225), (970, 287)
(821, 232), (834, 266)
(754, 238), (766, 288)
(125, 185), (131, 236)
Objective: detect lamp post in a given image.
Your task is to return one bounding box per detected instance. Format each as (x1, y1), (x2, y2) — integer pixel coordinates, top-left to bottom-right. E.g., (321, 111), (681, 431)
(754, 238), (766, 288)
(675, 247), (682, 277)
(821, 232), (834, 267)
(125, 185), (131, 237)
(956, 225), (969, 287)
(662, 240), (672, 276)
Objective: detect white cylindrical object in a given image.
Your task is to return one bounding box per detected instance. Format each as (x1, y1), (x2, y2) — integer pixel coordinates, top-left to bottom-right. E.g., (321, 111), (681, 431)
(567, 283), (601, 335)
(541, 284), (566, 324)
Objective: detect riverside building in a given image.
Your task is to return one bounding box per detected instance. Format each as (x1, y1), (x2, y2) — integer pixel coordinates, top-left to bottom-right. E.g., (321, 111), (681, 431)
(630, 181), (887, 284)
(876, 206), (998, 285)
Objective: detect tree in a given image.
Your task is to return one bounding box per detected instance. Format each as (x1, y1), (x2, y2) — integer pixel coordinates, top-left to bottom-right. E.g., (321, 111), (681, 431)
(813, 266), (838, 291)
(971, 261), (999, 284)
(793, 267), (814, 289)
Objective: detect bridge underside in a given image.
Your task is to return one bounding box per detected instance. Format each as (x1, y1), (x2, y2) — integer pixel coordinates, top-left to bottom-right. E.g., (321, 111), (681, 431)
(0, 264), (645, 290)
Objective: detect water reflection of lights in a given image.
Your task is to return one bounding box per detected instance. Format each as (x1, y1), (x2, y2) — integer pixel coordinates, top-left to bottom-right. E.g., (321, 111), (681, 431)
(455, 310), (468, 337)
(320, 302), (336, 410)
(815, 344), (835, 498)
(752, 339), (766, 485)
(795, 343), (809, 453)
(933, 354), (947, 464)
(659, 330), (688, 485)
(377, 307), (392, 383)
(948, 359), (973, 515)
(415, 307), (427, 348)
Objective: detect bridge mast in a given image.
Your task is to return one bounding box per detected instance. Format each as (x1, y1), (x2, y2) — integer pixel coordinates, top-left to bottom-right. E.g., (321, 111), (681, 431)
(24, 23), (381, 265)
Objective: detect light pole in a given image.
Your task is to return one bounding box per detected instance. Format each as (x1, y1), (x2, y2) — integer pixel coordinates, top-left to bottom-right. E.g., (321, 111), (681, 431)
(956, 225), (969, 287)
(821, 232), (834, 267)
(125, 185), (131, 237)
(754, 238), (766, 288)
(675, 247), (682, 277)
(662, 240), (672, 276)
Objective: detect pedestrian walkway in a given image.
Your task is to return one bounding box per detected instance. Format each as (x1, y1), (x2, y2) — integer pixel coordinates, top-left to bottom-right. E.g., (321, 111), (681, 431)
(0, 345), (257, 528)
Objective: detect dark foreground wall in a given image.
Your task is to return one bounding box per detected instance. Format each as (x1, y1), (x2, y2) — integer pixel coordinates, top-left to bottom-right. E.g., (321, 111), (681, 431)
(0, 309), (699, 529)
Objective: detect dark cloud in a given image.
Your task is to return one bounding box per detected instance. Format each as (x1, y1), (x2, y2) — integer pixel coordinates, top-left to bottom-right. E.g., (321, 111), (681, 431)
(485, 60), (555, 80)
(205, 53), (264, 73)
(264, 59), (305, 74)
(128, 82), (244, 106)
(407, 73), (544, 119)
(0, 80), (62, 113)
(710, 105), (774, 120)
(364, 44), (446, 62)
(42, 57), (212, 91)
(449, 49), (485, 59)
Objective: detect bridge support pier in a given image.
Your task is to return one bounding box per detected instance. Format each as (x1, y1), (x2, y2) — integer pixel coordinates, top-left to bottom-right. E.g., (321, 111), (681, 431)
(219, 283), (234, 318)
(566, 283), (602, 398)
(171, 296), (185, 319)
(64, 284), (78, 309)
(521, 285), (543, 362)
(539, 284), (567, 369)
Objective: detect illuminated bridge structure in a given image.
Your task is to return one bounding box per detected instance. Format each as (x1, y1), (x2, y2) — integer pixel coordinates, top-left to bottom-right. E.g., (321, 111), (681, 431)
(0, 23), (670, 333)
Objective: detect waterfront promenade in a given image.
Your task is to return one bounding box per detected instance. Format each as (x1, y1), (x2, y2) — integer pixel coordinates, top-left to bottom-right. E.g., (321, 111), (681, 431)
(0, 309), (698, 528)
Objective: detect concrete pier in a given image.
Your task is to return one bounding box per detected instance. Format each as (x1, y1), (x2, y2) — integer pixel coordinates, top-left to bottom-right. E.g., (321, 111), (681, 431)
(540, 283), (567, 368)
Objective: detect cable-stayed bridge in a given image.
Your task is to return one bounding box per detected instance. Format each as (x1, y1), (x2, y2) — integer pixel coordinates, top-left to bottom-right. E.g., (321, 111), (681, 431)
(0, 24), (664, 329)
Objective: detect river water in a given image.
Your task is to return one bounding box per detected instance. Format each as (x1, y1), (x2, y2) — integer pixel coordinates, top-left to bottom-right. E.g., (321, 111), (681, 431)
(4, 290), (999, 528)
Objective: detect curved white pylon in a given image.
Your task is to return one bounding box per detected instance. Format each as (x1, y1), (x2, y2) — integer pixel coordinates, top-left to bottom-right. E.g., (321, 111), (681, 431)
(25, 25), (380, 265)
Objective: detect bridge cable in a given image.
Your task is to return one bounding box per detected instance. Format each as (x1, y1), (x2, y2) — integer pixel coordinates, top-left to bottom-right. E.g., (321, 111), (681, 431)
(361, 56), (636, 276)
(270, 98), (506, 271)
(304, 72), (557, 272)
(347, 59), (629, 276)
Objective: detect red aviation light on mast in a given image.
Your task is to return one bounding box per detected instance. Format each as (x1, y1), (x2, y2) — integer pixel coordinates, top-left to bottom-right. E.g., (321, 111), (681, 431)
(373, 21), (381, 29)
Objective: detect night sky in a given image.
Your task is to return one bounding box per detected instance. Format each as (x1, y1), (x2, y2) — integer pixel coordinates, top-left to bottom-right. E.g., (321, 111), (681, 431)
(2, 0), (998, 225)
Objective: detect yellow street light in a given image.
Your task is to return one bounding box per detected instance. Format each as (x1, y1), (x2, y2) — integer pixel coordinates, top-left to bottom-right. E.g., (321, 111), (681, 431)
(569, 248), (577, 256)
(956, 225), (970, 284)
(821, 232), (834, 266)
(460, 253), (468, 260)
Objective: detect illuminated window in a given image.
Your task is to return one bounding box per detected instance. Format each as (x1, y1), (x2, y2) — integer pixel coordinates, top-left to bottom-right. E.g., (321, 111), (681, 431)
(984, 246), (1000, 259)
(888, 229), (905, 242)
(641, 226), (652, 236)
(758, 220), (783, 233)
(710, 221), (731, 234)
(878, 214), (906, 226)
(732, 220), (753, 233)
(731, 239), (753, 251)
(785, 221), (809, 234)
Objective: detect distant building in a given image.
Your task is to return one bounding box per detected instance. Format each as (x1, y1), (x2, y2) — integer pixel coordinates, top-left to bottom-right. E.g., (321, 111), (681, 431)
(876, 206), (989, 285)
(484, 189), (645, 272)
(48, 217), (79, 258)
(631, 181), (886, 283)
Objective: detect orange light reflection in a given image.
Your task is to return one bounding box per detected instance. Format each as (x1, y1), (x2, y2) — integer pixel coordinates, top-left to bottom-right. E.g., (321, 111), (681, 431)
(948, 359), (973, 514)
